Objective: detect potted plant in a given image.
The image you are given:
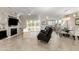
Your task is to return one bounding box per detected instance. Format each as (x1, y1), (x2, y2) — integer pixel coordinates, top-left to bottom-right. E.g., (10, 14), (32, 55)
(63, 27), (70, 33)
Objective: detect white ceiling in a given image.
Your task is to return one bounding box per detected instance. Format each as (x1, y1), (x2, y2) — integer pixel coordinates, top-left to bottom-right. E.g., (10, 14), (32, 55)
(4, 7), (79, 20)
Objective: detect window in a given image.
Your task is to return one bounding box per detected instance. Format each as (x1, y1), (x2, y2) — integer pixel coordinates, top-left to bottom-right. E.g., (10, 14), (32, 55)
(26, 20), (41, 32)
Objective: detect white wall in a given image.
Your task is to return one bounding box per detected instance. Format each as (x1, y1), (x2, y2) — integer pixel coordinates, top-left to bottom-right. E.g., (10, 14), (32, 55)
(0, 8), (26, 29)
(0, 8), (27, 37)
(61, 14), (79, 35)
(68, 15), (75, 30)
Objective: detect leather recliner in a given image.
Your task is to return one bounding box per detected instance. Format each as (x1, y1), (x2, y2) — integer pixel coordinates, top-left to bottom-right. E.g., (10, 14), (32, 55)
(37, 26), (53, 43)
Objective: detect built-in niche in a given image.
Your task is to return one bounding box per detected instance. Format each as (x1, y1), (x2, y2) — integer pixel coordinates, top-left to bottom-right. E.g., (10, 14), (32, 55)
(11, 28), (17, 36)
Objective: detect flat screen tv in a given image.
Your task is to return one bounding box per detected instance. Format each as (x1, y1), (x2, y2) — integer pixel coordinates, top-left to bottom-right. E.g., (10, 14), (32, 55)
(8, 17), (19, 26)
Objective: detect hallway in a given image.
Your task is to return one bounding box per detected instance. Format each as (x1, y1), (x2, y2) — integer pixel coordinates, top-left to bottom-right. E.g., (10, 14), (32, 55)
(0, 32), (79, 51)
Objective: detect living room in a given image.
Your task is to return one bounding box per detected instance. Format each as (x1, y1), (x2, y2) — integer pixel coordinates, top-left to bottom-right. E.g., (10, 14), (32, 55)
(0, 7), (79, 51)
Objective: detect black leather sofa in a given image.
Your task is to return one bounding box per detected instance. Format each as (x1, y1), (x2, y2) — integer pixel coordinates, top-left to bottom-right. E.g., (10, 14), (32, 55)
(37, 26), (53, 43)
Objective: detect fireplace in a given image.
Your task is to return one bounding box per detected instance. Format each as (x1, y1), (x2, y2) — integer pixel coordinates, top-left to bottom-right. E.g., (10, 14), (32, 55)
(11, 28), (17, 36)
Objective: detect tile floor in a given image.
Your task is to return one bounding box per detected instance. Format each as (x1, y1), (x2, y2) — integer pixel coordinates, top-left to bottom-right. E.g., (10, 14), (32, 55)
(0, 32), (79, 51)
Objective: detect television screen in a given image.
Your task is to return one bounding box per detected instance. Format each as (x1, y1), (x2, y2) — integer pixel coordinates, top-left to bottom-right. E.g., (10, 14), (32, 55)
(8, 18), (19, 26)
